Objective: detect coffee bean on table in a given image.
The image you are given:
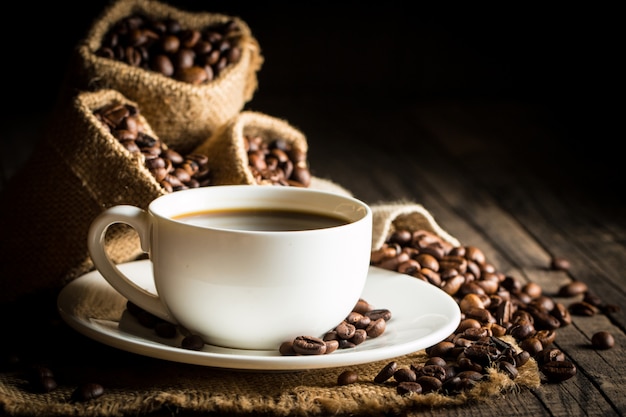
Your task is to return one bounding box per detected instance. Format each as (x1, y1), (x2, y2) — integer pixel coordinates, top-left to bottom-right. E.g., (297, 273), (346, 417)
(591, 331), (615, 350)
(540, 360), (577, 383)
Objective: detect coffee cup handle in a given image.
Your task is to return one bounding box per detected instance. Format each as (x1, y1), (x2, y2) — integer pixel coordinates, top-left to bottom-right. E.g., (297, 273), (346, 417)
(87, 205), (175, 324)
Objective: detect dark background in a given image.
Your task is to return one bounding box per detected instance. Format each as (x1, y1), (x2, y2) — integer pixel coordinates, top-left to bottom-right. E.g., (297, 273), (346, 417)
(1, 1), (621, 191)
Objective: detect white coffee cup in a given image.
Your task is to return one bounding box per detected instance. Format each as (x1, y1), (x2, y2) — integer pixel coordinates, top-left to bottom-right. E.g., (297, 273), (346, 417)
(88, 185), (372, 350)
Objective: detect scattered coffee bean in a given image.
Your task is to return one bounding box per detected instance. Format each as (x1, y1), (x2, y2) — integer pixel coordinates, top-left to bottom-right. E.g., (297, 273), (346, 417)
(71, 382), (105, 402)
(591, 331), (615, 350)
(550, 256), (571, 271)
(540, 360), (577, 383)
(365, 228), (606, 394)
(374, 361), (398, 383)
(337, 370), (359, 385)
(397, 381), (422, 395)
(558, 281), (588, 297)
(27, 366), (57, 393)
(292, 336), (327, 355)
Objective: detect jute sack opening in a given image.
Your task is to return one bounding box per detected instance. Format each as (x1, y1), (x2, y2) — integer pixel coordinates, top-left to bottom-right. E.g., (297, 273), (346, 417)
(194, 110), (353, 195)
(63, 0), (264, 155)
(0, 90), (166, 303)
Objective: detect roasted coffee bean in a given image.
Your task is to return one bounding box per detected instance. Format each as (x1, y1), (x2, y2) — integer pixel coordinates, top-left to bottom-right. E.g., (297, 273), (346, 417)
(416, 375), (442, 393)
(337, 370), (358, 385)
(28, 366), (57, 393)
(393, 367), (417, 383)
(591, 331), (615, 350)
(558, 281), (588, 297)
(349, 329), (368, 345)
(498, 360), (518, 380)
(71, 382), (105, 402)
(181, 334), (205, 351)
(536, 347), (565, 365)
(569, 301), (598, 316)
(374, 361), (397, 383)
(550, 256), (571, 271)
(292, 336), (327, 355)
(334, 321), (356, 339)
(324, 340), (340, 354)
(397, 381), (422, 395)
(364, 309), (392, 322)
(352, 298), (373, 314)
(365, 318), (387, 338)
(541, 360), (577, 382)
(279, 341), (296, 356)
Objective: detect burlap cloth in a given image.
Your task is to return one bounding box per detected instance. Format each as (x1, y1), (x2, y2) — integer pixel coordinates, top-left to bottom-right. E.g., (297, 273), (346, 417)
(0, 200), (541, 417)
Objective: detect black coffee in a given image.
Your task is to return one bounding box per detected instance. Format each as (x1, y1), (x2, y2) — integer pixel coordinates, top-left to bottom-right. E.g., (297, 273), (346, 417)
(173, 208), (350, 231)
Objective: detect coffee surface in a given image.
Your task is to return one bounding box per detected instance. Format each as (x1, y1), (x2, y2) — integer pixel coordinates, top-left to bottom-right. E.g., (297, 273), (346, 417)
(173, 208), (349, 231)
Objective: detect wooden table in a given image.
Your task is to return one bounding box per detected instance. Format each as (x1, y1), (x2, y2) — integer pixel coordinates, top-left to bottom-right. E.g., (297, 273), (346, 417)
(1, 2), (623, 416)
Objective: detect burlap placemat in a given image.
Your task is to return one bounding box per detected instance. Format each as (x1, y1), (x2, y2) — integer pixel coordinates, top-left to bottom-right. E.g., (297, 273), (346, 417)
(0, 203), (541, 417)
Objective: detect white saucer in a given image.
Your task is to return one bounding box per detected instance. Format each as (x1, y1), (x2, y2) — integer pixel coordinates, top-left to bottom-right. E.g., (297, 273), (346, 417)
(57, 260), (461, 371)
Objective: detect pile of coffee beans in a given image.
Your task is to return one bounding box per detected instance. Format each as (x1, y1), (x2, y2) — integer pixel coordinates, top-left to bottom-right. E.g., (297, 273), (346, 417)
(96, 14), (243, 84)
(94, 102), (212, 191)
(244, 134), (311, 187)
(359, 228), (619, 395)
(279, 299), (391, 355)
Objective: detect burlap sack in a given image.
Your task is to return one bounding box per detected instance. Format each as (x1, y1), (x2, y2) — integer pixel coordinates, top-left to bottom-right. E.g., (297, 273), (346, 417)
(63, 0), (264, 155)
(0, 89), (166, 303)
(371, 202), (461, 250)
(193, 111), (308, 186)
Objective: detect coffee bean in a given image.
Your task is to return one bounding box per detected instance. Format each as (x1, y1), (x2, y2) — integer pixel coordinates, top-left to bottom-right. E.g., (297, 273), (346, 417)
(394, 367), (417, 383)
(337, 370), (358, 385)
(374, 361), (398, 383)
(550, 256), (571, 271)
(71, 382), (105, 402)
(558, 281), (588, 297)
(397, 381), (422, 395)
(541, 360), (577, 382)
(292, 336), (327, 355)
(181, 334), (204, 351)
(591, 331), (614, 350)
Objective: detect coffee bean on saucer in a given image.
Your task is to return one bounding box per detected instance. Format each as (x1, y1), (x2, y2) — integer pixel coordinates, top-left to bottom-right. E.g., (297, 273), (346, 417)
(181, 334), (205, 351)
(292, 336), (327, 355)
